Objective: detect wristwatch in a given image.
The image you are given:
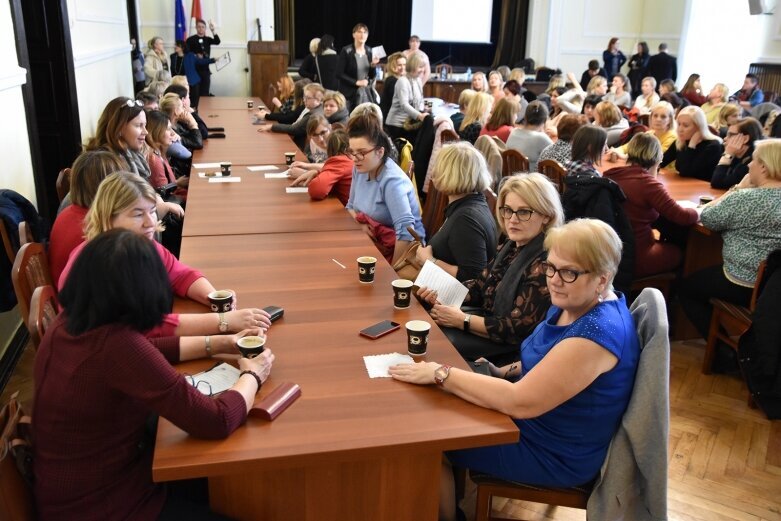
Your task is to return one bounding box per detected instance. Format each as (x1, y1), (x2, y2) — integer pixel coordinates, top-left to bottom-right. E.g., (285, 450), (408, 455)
(463, 314), (472, 333)
(218, 312), (229, 333)
(434, 364), (452, 386)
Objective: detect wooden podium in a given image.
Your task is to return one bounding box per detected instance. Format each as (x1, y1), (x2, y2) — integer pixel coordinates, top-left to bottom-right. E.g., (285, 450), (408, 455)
(247, 41), (289, 109)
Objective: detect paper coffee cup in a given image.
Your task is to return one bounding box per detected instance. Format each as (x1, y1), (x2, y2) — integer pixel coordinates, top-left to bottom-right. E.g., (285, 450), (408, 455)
(220, 162), (232, 176)
(237, 335), (265, 358)
(357, 256), (377, 283)
(208, 290), (235, 313)
(406, 320), (431, 356)
(285, 152), (296, 165)
(392, 279), (414, 309)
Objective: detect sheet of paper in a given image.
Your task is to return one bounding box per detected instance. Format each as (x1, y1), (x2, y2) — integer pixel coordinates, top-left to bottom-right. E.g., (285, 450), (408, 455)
(414, 260), (469, 308)
(372, 45), (387, 59)
(247, 165), (281, 172)
(363, 353), (415, 378)
(209, 177), (241, 183)
(264, 172), (289, 179)
(188, 363), (240, 395)
(193, 162), (223, 169)
(215, 52), (231, 71)
(676, 200), (698, 209)
(286, 187), (309, 193)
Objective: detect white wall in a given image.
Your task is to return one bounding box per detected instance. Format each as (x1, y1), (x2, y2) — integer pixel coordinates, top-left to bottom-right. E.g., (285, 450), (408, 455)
(139, 0), (275, 97)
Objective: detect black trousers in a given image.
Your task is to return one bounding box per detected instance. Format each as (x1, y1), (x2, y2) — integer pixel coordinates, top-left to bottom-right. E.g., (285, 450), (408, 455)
(678, 264), (753, 339)
(158, 478), (234, 520)
(197, 67), (211, 96)
(190, 82), (202, 111)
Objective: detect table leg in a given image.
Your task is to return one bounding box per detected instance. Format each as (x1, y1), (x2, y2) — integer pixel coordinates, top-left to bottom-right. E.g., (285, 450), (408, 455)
(208, 451), (442, 520)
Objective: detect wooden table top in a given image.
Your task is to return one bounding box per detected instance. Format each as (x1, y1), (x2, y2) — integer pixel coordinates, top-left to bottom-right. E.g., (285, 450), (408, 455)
(198, 96), (265, 111)
(153, 232), (519, 481)
(182, 174), (359, 237)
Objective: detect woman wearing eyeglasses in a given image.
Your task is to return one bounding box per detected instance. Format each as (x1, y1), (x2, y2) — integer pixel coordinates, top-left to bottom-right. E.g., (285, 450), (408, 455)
(417, 174), (562, 365)
(345, 113), (425, 263)
(390, 219), (639, 521)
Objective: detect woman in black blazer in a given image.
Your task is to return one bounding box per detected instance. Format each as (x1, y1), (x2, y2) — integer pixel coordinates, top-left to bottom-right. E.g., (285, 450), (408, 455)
(336, 23), (379, 110)
(315, 34), (339, 91)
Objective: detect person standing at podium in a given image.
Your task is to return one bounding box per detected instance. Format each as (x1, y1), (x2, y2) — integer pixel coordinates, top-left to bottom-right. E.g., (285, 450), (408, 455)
(186, 19), (220, 98)
(336, 23), (379, 111)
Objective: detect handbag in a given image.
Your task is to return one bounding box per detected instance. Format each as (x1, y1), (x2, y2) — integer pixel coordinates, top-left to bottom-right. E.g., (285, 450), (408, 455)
(402, 117), (424, 132)
(0, 391), (34, 521)
(392, 226), (424, 281)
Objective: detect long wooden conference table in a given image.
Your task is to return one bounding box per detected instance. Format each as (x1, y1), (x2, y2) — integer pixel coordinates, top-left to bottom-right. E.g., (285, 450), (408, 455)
(153, 99), (519, 520)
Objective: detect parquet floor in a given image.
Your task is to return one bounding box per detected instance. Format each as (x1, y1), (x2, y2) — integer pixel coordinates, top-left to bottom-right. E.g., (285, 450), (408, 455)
(3, 340), (780, 520)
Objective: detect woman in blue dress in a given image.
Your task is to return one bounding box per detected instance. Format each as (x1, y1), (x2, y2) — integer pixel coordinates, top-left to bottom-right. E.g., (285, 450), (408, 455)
(390, 218), (640, 521)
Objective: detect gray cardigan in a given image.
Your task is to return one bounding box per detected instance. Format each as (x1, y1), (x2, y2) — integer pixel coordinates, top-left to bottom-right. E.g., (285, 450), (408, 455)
(386, 76), (423, 128)
(587, 287), (669, 520)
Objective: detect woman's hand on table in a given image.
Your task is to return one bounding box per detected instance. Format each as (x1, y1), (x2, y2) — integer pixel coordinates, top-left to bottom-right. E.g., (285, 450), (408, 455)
(289, 170), (318, 187)
(238, 349), (275, 384)
(430, 303), (465, 329)
(226, 308), (272, 331)
(286, 166), (308, 180)
(256, 124), (272, 132)
(165, 201), (185, 219)
(389, 361), (439, 385)
(214, 328), (265, 356)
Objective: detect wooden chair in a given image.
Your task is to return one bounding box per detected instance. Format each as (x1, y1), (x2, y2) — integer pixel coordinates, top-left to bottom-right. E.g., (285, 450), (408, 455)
(421, 183), (449, 238)
(11, 242), (54, 328)
(501, 149), (529, 177)
(55, 167), (71, 202)
(440, 129), (460, 144)
(0, 221), (15, 264)
(702, 261), (768, 405)
(537, 159), (567, 193)
(0, 392), (35, 521)
(630, 272), (676, 302)
(28, 285), (59, 350)
(482, 188), (498, 216)
(637, 114), (650, 127)
(435, 63), (453, 79)
(472, 288), (669, 521)
(18, 222), (33, 248)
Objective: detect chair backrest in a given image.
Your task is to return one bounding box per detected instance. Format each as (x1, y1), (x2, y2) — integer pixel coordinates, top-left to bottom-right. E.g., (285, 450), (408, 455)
(0, 222), (14, 264)
(0, 392), (35, 521)
(501, 149), (529, 177)
(421, 183), (449, 238)
(55, 168), (71, 203)
(588, 287), (669, 518)
(482, 188), (498, 217)
(11, 242), (53, 328)
(28, 285), (59, 350)
(538, 159), (567, 194)
(750, 260), (768, 311)
(440, 129), (459, 144)
(434, 63), (453, 75)
(18, 222), (32, 249)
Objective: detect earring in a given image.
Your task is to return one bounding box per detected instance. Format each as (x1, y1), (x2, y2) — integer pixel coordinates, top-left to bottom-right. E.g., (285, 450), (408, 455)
(596, 290), (604, 303)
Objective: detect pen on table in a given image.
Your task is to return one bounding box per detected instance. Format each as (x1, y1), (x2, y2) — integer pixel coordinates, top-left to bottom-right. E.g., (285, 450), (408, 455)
(332, 259), (346, 269)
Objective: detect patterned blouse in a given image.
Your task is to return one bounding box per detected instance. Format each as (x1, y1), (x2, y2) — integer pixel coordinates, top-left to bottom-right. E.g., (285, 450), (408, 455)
(565, 159), (600, 178)
(278, 96), (294, 114)
(700, 187), (781, 286)
(463, 241), (551, 345)
(539, 140), (572, 165)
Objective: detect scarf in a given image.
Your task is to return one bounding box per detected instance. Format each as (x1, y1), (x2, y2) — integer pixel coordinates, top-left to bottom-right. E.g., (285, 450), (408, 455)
(492, 233), (545, 318)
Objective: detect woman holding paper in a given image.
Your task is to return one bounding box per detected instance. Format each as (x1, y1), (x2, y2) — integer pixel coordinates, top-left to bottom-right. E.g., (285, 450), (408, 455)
(417, 173), (563, 365)
(34, 229), (273, 520)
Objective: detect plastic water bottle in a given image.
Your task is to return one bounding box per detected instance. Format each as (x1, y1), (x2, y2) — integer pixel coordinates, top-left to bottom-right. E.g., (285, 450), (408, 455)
(376, 66), (383, 80)
(440, 66), (447, 80)
(466, 67), (472, 81)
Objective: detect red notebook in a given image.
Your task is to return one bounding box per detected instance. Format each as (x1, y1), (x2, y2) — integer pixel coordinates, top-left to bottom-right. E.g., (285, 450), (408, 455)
(249, 382), (301, 421)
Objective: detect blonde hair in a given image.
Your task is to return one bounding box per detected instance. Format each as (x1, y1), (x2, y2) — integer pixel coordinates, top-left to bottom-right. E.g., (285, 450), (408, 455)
(304, 83), (326, 98)
(485, 97), (519, 131)
(350, 102), (384, 125)
(626, 132), (663, 168)
(717, 103), (741, 128)
(159, 92), (183, 120)
(386, 52), (405, 79)
(460, 92), (493, 131)
(546, 75), (566, 94)
(496, 174), (563, 236)
(586, 75), (607, 95)
(84, 172), (159, 240)
(710, 83), (729, 104)
(509, 68), (525, 84)
(650, 101), (676, 132)
(406, 51), (427, 77)
(458, 89), (476, 110)
(595, 101), (622, 128)
(753, 138), (781, 181)
(433, 142), (491, 195)
(171, 75), (189, 88)
(676, 105), (722, 150)
(308, 37), (320, 54)
(323, 90), (346, 110)
(544, 219), (622, 285)
(471, 72), (487, 92)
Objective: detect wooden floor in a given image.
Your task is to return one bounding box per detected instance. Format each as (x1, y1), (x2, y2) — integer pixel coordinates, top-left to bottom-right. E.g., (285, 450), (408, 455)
(3, 339), (780, 520)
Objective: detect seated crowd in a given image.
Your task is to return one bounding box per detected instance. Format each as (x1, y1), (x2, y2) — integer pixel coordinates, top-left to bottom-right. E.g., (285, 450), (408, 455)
(25, 27), (781, 521)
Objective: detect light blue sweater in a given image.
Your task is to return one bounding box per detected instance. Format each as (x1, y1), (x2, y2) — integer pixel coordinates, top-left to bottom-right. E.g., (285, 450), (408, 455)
(345, 158), (425, 242)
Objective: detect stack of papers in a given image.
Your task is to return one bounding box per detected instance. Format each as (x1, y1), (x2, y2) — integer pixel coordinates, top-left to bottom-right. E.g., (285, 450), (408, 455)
(363, 353), (415, 378)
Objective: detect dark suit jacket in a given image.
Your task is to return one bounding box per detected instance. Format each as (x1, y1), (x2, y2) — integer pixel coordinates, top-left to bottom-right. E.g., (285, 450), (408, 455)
(336, 44), (375, 105)
(647, 52), (677, 84)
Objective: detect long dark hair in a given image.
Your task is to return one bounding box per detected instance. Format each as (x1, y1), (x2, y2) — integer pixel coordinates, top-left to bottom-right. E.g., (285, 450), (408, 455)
(60, 229), (172, 335)
(317, 34), (335, 54)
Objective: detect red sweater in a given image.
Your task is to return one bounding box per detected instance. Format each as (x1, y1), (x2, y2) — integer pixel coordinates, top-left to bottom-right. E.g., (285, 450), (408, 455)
(59, 240), (203, 336)
(603, 165), (699, 274)
(307, 154), (353, 206)
(148, 151), (187, 201)
(480, 125), (513, 143)
(32, 316), (247, 520)
(48, 205), (88, 285)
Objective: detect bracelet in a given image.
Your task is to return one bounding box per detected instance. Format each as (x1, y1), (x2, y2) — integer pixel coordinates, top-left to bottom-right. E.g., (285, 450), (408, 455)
(503, 363), (519, 379)
(239, 370), (262, 392)
(432, 258), (438, 265)
(205, 336), (212, 357)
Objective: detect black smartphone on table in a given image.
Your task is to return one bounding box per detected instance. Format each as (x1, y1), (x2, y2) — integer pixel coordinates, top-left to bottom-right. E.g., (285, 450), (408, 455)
(262, 306), (284, 322)
(359, 320), (401, 339)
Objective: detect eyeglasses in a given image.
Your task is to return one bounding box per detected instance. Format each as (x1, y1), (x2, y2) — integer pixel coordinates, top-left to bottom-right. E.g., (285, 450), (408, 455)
(184, 374), (213, 397)
(313, 129), (330, 138)
(125, 99), (143, 108)
(498, 206), (535, 221)
(540, 261), (591, 283)
(346, 147), (380, 161)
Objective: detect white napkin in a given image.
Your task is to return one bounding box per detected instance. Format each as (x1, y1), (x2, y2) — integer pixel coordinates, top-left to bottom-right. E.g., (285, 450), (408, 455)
(286, 187), (309, 193)
(265, 171), (290, 179)
(247, 165), (280, 172)
(193, 162), (225, 169)
(363, 353), (415, 378)
(208, 177), (241, 183)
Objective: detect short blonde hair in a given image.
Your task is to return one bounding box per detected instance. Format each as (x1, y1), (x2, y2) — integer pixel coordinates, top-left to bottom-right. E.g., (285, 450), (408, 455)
(544, 219), (622, 284)
(308, 37), (320, 54)
(386, 52), (405, 79)
(710, 83), (729, 104)
(626, 132), (662, 169)
(350, 102), (384, 125)
(304, 83), (325, 98)
(460, 92), (493, 131)
(406, 51), (427, 77)
(496, 173), (563, 236)
(595, 101), (622, 128)
(509, 68), (525, 84)
(753, 138), (781, 181)
(718, 103), (741, 128)
(433, 142), (491, 195)
(84, 172), (158, 241)
(546, 75), (566, 94)
(650, 101), (676, 132)
(323, 90), (346, 110)
(171, 75), (189, 88)
(471, 72), (487, 92)
(586, 75), (607, 94)
(159, 92), (183, 119)
(458, 89), (476, 110)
